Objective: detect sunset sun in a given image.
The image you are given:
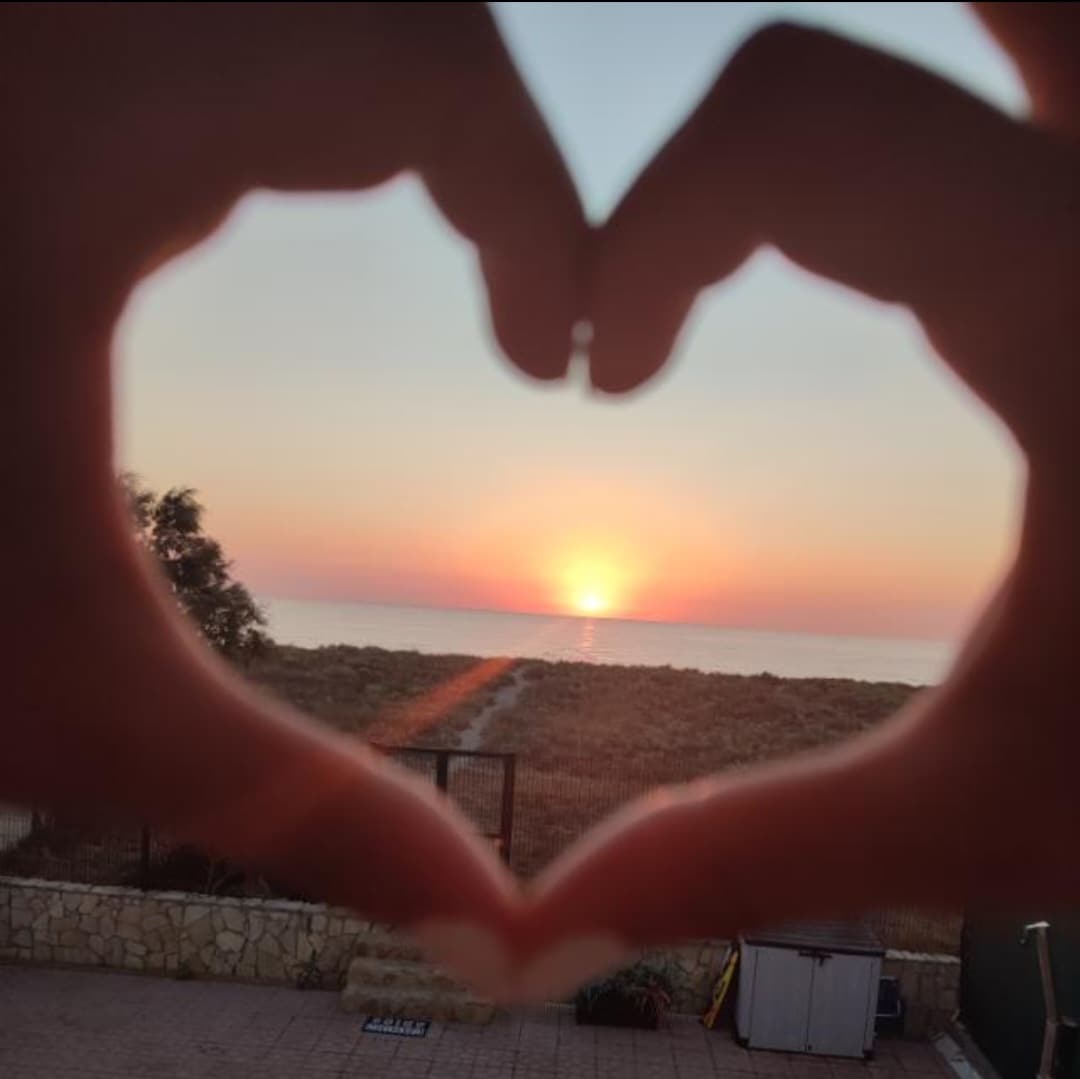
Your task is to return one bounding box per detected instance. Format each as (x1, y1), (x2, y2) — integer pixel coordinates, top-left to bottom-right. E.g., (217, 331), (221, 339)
(553, 543), (639, 620)
(576, 591), (608, 617)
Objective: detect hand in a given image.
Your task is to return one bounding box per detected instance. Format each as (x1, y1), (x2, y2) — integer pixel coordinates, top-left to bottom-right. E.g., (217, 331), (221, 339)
(1, 1), (586, 934)
(520, 4), (1080, 975)
(4, 0), (1078, 1003)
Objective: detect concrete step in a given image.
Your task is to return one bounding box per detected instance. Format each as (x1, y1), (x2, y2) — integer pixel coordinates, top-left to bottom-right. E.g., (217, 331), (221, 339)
(341, 983), (495, 1024)
(345, 956), (463, 995)
(351, 927), (425, 962)
(342, 928), (496, 1024)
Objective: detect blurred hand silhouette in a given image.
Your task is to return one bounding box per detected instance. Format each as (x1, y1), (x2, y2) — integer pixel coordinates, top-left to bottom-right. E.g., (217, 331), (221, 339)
(1, 1), (584, 941)
(1, 2), (1077, 1001)
(525, 3), (1080, 972)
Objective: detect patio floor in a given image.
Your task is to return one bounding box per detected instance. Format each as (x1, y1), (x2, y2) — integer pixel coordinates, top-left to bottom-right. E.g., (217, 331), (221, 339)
(0, 965), (954, 1078)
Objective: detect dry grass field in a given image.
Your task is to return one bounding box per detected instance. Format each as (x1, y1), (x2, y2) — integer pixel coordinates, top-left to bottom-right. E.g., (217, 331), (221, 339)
(244, 644), (516, 748)
(244, 646), (956, 951)
(247, 645), (922, 878)
(482, 659), (917, 778)
(4, 643), (951, 949)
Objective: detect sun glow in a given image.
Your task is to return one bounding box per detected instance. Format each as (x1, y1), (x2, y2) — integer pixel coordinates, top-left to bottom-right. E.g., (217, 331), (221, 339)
(553, 545), (634, 619)
(575, 591), (608, 617)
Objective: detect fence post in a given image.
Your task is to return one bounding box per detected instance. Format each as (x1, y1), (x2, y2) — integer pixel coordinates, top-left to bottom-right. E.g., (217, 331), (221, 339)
(435, 752), (449, 793)
(139, 827), (151, 890)
(500, 755), (516, 865)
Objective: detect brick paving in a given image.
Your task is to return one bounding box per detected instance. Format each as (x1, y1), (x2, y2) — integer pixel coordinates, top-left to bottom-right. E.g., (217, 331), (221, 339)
(0, 966), (953, 1078)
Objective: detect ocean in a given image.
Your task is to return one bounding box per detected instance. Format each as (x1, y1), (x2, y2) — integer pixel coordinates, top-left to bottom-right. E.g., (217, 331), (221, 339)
(261, 597), (953, 686)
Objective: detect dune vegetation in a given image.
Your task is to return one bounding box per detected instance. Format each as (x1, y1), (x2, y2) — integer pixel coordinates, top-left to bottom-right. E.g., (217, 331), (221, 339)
(247, 644), (921, 880)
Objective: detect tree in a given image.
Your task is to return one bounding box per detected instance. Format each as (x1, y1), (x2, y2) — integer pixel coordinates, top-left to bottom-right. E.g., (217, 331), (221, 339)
(120, 474), (270, 663)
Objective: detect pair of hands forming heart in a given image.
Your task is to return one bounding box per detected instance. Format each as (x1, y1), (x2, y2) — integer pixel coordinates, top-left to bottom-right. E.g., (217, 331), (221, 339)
(2, 3), (1078, 1001)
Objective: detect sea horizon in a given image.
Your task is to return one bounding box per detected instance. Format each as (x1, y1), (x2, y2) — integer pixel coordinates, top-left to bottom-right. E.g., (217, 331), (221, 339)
(260, 595), (955, 686)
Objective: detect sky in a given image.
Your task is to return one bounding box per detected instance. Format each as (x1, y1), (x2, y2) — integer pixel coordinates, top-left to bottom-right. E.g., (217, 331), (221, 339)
(115, 2), (1027, 641)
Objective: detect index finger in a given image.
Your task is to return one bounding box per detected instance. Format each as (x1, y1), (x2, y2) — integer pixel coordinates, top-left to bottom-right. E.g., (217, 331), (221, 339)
(585, 23), (1076, 459)
(5, 2), (586, 381)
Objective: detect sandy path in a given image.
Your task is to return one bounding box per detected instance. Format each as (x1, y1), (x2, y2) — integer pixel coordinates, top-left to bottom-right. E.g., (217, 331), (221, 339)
(453, 665), (528, 759)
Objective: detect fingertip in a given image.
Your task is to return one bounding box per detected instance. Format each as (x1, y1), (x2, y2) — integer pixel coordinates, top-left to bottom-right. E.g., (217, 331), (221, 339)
(511, 933), (629, 1004)
(482, 257), (578, 382)
(410, 921), (513, 1001)
(493, 321), (574, 383)
(587, 292), (695, 395)
(587, 353), (661, 396)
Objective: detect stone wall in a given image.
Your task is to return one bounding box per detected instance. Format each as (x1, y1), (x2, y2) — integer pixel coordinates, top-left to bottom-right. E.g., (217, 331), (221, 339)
(0, 878), (960, 1034)
(0, 876), (724, 1011)
(0, 876), (369, 988)
(884, 950), (961, 1037)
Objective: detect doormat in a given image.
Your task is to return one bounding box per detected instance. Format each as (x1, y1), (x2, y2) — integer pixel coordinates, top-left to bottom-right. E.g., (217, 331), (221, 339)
(362, 1017), (430, 1038)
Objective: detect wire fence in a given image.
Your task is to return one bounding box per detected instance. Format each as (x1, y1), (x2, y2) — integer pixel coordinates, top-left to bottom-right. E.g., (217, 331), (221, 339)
(376, 746), (516, 862)
(503, 760), (964, 956)
(0, 748), (962, 956)
(0, 806), (154, 890)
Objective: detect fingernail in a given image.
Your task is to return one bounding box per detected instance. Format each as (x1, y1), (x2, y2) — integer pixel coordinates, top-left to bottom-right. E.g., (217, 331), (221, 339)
(410, 920), (513, 1001)
(513, 933), (629, 1004)
(587, 352), (652, 396)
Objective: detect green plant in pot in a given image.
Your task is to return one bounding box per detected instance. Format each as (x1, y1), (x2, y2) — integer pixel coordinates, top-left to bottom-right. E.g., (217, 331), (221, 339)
(574, 961), (675, 1030)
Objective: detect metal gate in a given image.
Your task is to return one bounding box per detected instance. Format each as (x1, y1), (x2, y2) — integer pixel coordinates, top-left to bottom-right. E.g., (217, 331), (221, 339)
(383, 747), (517, 863)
